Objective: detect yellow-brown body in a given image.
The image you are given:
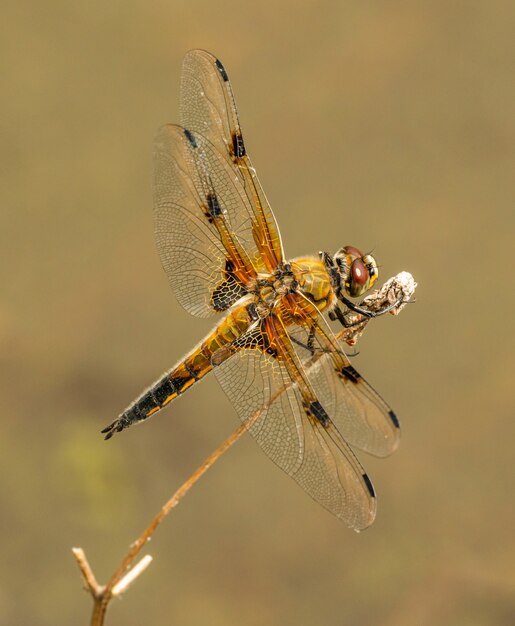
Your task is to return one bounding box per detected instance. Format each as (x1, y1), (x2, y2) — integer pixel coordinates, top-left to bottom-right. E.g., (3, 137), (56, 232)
(113, 256), (335, 432)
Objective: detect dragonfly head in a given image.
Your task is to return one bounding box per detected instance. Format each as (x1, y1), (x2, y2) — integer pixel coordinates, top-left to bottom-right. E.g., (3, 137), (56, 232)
(334, 246), (378, 298)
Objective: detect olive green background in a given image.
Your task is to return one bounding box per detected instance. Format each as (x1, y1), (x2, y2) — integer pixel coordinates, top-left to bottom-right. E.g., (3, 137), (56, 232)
(2, 1), (514, 625)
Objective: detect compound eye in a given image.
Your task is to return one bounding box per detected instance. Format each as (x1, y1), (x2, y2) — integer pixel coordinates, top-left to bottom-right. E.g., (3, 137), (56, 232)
(351, 258), (368, 286)
(346, 258), (370, 297)
(342, 245), (363, 259)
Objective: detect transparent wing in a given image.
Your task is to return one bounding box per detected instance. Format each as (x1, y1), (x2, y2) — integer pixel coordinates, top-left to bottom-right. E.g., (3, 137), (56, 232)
(213, 316), (376, 530)
(154, 124), (258, 317)
(286, 296), (400, 457)
(180, 49), (284, 271)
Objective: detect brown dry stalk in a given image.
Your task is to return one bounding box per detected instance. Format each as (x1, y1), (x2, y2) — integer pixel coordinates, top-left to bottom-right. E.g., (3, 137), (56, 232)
(73, 417), (252, 626)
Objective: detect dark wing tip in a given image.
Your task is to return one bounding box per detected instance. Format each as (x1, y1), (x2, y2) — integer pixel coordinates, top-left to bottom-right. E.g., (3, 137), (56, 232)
(362, 473), (376, 498)
(183, 128), (198, 149)
(388, 410), (400, 429)
(341, 365), (361, 383)
(308, 401), (331, 427)
(214, 58), (229, 82)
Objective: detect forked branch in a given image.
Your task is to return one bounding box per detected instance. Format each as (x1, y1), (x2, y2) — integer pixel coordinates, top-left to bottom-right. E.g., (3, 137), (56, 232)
(73, 419), (252, 626)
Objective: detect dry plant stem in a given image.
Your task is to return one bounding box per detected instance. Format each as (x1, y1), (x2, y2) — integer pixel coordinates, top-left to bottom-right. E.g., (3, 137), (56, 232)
(106, 418), (251, 588)
(73, 418), (253, 626)
(90, 598), (109, 626)
(72, 547), (102, 594)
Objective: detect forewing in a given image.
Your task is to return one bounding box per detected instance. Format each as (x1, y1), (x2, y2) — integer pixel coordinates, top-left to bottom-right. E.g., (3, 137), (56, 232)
(213, 318), (376, 530)
(154, 124), (257, 317)
(287, 304), (400, 457)
(180, 49), (284, 270)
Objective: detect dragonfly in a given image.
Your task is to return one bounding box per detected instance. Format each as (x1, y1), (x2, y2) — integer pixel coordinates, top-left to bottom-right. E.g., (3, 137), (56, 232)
(102, 50), (404, 531)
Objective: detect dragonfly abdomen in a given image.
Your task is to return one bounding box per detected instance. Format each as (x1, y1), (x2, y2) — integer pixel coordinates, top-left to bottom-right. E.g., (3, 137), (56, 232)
(102, 303), (254, 439)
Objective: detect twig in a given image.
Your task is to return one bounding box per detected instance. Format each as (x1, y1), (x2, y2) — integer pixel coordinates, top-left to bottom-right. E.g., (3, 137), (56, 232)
(72, 418), (252, 626)
(111, 555), (153, 596)
(72, 547), (103, 597)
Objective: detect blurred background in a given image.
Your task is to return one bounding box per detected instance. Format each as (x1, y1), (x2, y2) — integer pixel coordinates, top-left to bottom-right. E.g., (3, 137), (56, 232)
(2, 1), (514, 624)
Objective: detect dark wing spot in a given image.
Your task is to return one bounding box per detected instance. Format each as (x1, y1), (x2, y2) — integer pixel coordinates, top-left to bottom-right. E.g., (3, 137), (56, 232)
(309, 401), (331, 427)
(211, 259), (247, 311)
(232, 324), (269, 353)
(388, 410), (400, 428)
(183, 128), (198, 148)
(362, 473), (376, 498)
(232, 131), (246, 158)
(207, 192), (222, 217)
(341, 365), (361, 383)
(215, 58), (229, 82)
(211, 280), (247, 310)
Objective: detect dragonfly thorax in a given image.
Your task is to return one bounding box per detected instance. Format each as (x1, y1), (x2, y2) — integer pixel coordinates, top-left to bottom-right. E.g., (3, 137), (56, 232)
(250, 263), (298, 316)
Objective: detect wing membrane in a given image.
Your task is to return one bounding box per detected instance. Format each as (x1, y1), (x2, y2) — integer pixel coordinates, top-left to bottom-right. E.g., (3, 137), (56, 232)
(180, 49), (284, 270)
(286, 296), (400, 457)
(154, 124), (257, 317)
(213, 316), (376, 530)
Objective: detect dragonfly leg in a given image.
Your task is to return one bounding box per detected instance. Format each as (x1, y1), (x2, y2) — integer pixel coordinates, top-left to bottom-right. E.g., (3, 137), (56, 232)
(329, 304), (366, 328)
(329, 304), (351, 327)
(289, 324), (317, 357)
(339, 295), (402, 319)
